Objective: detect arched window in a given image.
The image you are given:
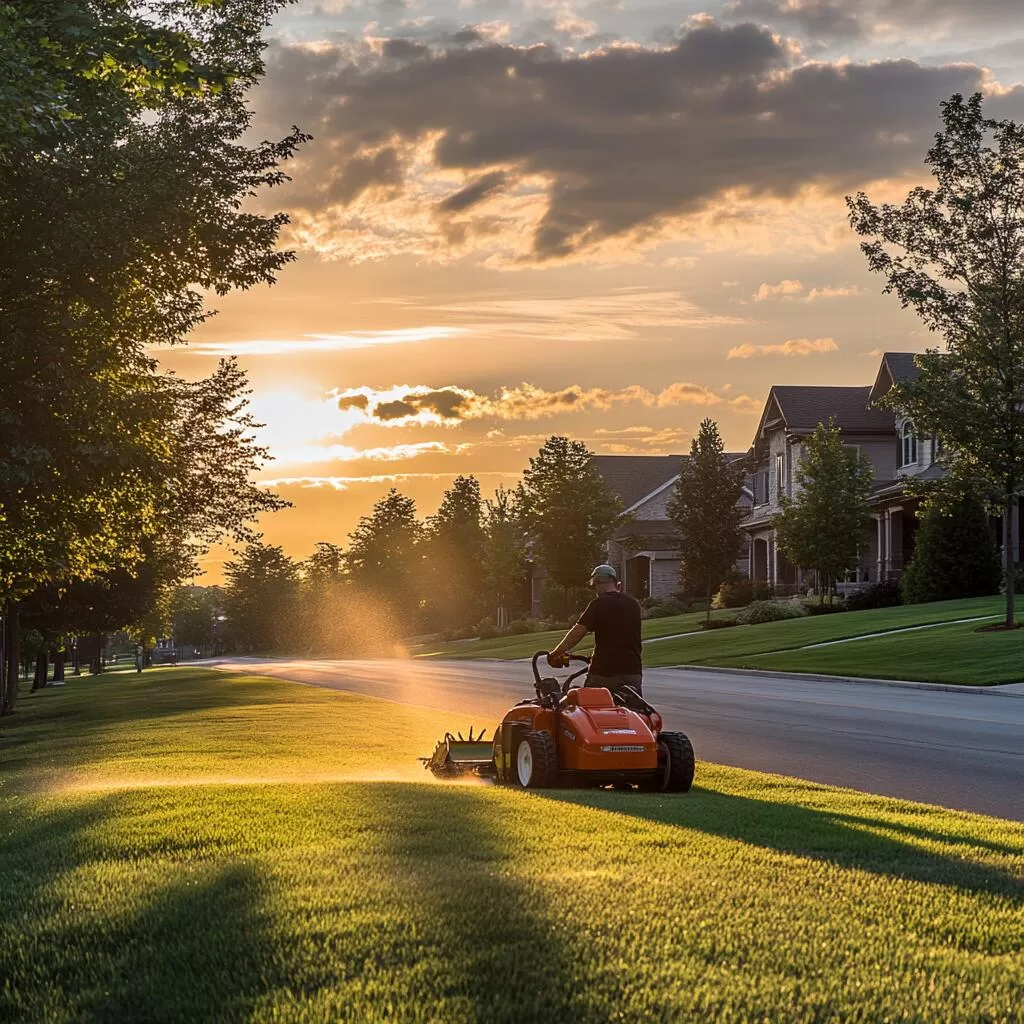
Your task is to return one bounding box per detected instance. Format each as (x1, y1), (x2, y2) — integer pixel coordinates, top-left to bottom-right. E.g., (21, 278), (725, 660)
(902, 421), (917, 467)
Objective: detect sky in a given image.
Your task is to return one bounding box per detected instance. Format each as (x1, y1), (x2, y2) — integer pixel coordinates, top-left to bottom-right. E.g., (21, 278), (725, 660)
(154, 0), (1024, 578)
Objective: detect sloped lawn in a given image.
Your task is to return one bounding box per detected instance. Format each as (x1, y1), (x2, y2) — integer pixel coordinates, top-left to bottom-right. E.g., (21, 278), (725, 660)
(2, 667), (1022, 1022)
(733, 617), (1024, 684)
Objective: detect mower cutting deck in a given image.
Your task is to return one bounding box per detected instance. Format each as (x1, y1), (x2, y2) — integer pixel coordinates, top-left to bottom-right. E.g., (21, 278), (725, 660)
(420, 652), (694, 792)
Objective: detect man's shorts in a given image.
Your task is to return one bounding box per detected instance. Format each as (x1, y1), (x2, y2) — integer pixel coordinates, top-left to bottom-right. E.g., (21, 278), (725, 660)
(585, 672), (643, 696)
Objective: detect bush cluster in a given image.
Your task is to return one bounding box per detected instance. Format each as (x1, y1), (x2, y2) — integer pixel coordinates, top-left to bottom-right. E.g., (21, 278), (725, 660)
(843, 580), (901, 612)
(736, 600), (807, 625)
(713, 578), (772, 609)
(640, 596), (688, 618)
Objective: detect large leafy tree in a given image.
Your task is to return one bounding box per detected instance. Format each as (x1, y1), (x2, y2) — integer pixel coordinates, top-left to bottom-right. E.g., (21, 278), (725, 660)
(0, 1), (302, 710)
(666, 419), (746, 620)
(519, 436), (623, 616)
(422, 476), (488, 632)
(773, 420), (874, 599)
(345, 489), (424, 629)
(848, 93), (1024, 626)
(482, 486), (529, 628)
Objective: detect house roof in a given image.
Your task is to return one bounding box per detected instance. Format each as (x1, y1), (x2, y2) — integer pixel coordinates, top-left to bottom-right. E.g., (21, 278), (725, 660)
(592, 452), (749, 513)
(869, 351), (923, 405)
(769, 385), (894, 432)
(590, 455), (685, 510)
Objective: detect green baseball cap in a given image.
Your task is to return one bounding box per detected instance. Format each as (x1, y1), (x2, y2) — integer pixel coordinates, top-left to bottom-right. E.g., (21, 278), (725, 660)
(589, 564), (618, 584)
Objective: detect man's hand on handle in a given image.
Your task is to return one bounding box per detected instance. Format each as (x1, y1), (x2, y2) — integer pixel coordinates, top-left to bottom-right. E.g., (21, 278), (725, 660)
(547, 650), (571, 668)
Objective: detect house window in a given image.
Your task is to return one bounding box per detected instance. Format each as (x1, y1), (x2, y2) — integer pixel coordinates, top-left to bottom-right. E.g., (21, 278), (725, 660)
(902, 421), (918, 467)
(775, 453), (784, 498)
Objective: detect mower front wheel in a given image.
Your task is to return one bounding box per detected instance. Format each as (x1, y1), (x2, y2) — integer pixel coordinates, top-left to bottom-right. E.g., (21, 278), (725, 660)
(514, 730), (557, 789)
(644, 731), (695, 793)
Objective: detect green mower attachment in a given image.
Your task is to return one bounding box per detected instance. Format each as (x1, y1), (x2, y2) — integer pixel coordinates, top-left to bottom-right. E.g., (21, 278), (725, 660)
(420, 727), (496, 779)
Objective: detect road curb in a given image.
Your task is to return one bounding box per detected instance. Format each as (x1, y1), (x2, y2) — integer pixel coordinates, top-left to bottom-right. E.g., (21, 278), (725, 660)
(662, 664), (1024, 698)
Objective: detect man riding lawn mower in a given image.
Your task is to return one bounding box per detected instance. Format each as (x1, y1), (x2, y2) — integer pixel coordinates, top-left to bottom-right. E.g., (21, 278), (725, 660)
(420, 564), (695, 792)
(421, 651), (695, 791)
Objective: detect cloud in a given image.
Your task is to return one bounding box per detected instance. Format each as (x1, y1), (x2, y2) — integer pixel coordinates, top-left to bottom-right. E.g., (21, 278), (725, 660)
(182, 327), (466, 356)
(752, 280), (866, 302)
(727, 336), (839, 358)
(754, 279), (804, 301)
(331, 379), (738, 427)
(257, 21), (1022, 262)
(724, 0), (1023, 44)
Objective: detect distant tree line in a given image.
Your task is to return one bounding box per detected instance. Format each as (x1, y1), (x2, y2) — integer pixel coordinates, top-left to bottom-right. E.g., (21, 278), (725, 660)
(216, 437), (627, 655)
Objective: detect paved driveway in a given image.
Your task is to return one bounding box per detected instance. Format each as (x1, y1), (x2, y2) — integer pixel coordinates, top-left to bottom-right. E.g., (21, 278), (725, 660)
(209, 657), (1024, 821)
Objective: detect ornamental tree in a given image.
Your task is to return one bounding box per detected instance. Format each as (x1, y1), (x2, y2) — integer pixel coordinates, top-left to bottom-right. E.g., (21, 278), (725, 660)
(773, 419), (874, 600)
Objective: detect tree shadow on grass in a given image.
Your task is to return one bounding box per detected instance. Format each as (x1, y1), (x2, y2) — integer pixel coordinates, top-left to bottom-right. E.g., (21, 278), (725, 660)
(542, 785), (1024, 904)
(0, 794), (271, 1023)
(326, 782), (579, 1023)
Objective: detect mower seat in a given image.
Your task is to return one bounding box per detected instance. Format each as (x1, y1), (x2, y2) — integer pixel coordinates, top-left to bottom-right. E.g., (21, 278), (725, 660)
(565, 686), (614, 708)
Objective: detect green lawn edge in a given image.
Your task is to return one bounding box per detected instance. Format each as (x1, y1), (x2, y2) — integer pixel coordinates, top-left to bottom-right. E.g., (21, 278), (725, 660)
(2, 668), (1022, 1023)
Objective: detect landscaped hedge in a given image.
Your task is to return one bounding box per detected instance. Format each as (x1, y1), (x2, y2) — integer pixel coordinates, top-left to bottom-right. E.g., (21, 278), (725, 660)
(737, 600), (807, 625)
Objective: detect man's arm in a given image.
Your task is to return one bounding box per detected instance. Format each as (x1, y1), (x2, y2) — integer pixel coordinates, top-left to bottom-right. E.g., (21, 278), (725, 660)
(548, 623), (589, 666)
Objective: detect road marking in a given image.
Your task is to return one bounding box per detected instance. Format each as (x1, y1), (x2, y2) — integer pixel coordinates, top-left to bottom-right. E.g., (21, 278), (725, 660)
(801, 615), (1000, 649)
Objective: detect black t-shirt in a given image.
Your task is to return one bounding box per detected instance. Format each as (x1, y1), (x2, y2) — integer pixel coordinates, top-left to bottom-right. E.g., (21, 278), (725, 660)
(577, 591), (643, 676)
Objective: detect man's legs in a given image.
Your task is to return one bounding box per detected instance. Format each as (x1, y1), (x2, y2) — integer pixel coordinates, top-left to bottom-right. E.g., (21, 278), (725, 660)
(585, 672), (644, 699)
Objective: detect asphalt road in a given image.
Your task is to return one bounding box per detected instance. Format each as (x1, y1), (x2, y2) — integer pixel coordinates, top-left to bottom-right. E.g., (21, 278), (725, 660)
(209, 657), (1024, 821)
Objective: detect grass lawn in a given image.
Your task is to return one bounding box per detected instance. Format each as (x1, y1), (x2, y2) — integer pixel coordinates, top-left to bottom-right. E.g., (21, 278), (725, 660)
(414, 607), (749, 660)
(732, 617), (1024, 684)
(2, 667), (1023, 1022)
(640, 595), (1008, 673)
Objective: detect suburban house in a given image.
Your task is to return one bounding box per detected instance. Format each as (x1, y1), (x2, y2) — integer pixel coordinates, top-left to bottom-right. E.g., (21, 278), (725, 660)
(743, 383), (896, 592)
(595, 454), (751, 601)
(743, 351), (1022, 591)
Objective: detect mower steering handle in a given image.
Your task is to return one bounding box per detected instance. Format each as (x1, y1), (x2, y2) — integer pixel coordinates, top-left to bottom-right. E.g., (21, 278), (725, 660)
(531, 650), (590, 684)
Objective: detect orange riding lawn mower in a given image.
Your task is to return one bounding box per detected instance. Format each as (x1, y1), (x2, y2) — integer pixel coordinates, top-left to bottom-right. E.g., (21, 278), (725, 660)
(420, 652), (695, 792)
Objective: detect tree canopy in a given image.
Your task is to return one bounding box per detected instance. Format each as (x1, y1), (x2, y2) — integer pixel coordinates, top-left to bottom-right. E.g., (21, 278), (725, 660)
(518, 436), (623, 614)
(848, 92), (1024, 625)
(773, 419), (874, 598)
(667, 419), (746, 619)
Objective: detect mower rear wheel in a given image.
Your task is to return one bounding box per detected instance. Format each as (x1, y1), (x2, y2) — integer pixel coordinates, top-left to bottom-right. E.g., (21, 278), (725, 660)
(643, 732), (695, 793)
(515, 730), (557, 789)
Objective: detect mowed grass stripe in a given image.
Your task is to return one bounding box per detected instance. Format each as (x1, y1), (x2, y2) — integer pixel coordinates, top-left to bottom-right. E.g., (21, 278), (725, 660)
(734, 617), (1024, 685)
(642, 595), (1007, 668)
(1, 668), (1022, 1022)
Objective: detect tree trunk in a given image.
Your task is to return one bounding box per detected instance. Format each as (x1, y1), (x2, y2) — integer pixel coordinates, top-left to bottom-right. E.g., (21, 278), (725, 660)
(705, 581), (712, 623)
(1004, 493), (1017, 628)
(2, 605), (20, 715)
(31, 648), (48, 691)
(53, 649), (65, 682)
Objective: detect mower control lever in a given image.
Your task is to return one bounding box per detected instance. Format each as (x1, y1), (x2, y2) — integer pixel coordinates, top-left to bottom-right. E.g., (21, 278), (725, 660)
(531, 651), (590, 683)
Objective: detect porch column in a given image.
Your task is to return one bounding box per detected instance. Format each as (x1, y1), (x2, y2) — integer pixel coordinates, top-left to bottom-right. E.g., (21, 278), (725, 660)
(770, 532), (778, 586)
(874, 514), (884, 582)
(883, 510), (893, 578)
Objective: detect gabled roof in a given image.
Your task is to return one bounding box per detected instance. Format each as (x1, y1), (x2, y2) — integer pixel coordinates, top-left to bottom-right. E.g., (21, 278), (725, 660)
(771, 386), (893, 432)
(590, 455), (685, 510)
(869, 351), (922, 405)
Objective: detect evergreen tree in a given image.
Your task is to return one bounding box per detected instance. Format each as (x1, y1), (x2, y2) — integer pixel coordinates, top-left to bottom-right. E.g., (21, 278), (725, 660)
(344, 489), (424, 629)
(666, 419), (746, 620)
(848, 93), (1024, 625)
(901, 490), (1002, 604)
(482, 486), (529, 628)
(301, 542), (347, 655)
(773, 419), (874, 599)
(518, 437), (623, 617)
(223, 542), (299, 654)
(422, 476), (487, 632)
